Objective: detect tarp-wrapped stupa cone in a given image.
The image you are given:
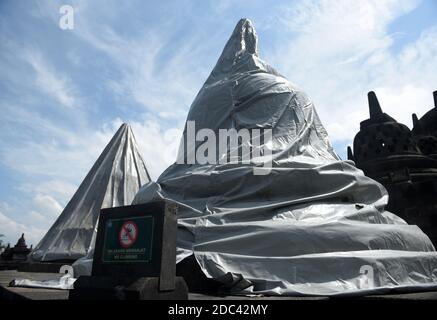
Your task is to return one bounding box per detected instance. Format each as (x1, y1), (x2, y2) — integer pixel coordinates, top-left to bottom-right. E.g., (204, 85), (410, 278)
(30, 123), (151, 262)
(133, 19), (437, 295)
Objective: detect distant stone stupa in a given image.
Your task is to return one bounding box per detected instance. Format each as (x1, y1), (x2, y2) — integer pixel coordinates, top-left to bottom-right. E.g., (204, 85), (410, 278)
(133, 19), (437, 295)
(0, 234), (31, 261)
(30, 123), (151, 262)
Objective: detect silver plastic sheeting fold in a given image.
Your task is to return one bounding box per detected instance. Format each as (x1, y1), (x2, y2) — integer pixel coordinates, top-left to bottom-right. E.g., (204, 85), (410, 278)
(30, 123), (151, 262)
(133, 18), (437, 295)
(10, 274), (76, 290)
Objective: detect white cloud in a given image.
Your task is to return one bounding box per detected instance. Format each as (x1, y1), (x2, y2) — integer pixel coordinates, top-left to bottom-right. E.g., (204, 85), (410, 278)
(28, 211), (53, 226)
(0, 211), (46, 247)
(19, 179), (77, 205)
(267, 0), (437, 155)
(0, 194), (62, 247)
(33, 194), (63, 218)
(71, 5), (209, 120)
(26, 52), (77, 108)
(1, 110), (115, 181)
(130, 120), (183, 179)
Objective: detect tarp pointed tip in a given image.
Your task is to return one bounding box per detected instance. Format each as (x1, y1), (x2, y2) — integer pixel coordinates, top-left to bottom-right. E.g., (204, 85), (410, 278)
(368, 91), (383, 119)
(118, 123), (133, 134)
(238, 18), (254, 27)
(228, 18), (258, 56)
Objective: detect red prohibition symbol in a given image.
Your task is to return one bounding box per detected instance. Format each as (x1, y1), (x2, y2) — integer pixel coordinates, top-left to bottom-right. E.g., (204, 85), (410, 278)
(118, 220), (138, 248)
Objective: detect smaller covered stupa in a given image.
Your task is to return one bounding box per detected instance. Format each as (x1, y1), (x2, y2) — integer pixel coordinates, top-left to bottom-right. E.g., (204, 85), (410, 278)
(29, 123), (151, 263)
(0, 234), (31, 261)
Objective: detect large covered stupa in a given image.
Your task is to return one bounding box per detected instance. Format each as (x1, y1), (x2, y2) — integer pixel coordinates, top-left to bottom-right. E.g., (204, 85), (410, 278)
(133, 19), (437, 295)
(31, 123), (151, 263)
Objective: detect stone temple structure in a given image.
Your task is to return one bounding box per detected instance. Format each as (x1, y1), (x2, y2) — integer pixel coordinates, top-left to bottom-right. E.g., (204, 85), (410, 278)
(349, 91), (437, 246)
(0, 234), (32, 271)
(29, 123), (150, 263)
(133, 19), (437, 295)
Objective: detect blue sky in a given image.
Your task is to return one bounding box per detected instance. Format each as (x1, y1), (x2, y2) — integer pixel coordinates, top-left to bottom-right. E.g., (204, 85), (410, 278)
(1, 0), (437, 246)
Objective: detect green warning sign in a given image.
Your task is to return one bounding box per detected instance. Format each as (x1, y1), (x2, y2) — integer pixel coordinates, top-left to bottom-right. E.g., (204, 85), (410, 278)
(102, 216), (154, 263)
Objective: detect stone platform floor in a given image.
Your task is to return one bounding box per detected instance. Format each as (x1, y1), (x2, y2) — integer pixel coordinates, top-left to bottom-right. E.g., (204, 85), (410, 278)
(1, 270), (437, 300)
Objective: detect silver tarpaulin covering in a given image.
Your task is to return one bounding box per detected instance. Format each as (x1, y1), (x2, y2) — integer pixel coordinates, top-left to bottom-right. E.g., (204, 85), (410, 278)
(30, 123), (150, 262)
(133, 18), (437, 296)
